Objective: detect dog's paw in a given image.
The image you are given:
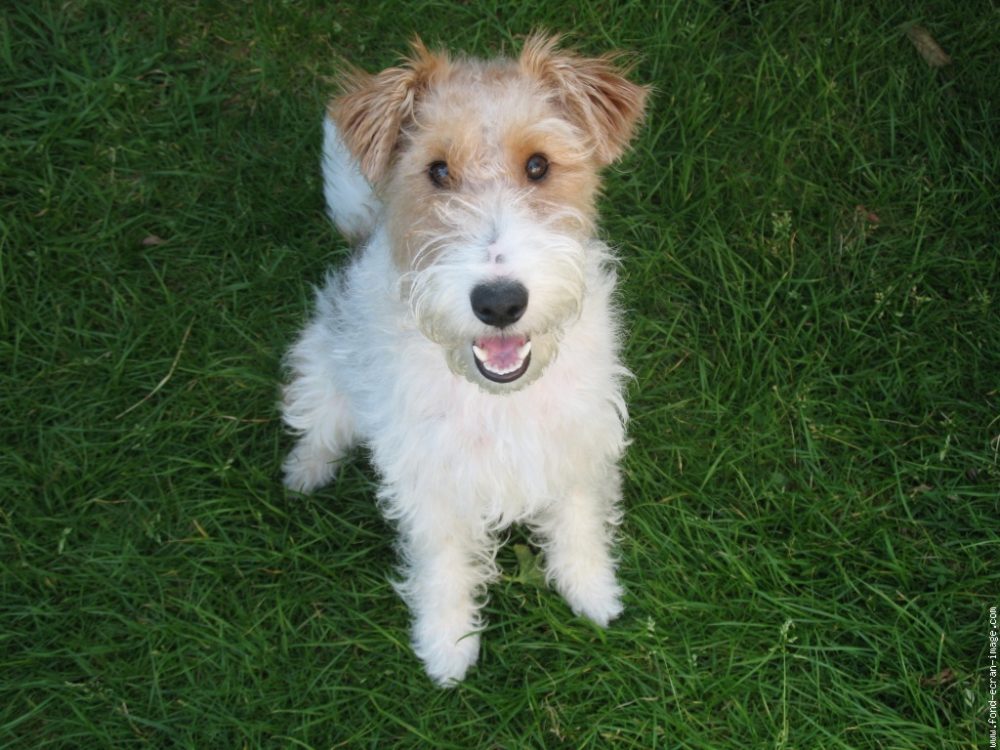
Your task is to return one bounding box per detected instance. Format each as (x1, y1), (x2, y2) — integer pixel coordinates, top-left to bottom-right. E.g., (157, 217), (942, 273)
(412, 616), (481, 687)
(282, 442), (340, 494)
(423, 633), (480, 688)
(569, 583), (624, 628)
(554, 566), (624, 628)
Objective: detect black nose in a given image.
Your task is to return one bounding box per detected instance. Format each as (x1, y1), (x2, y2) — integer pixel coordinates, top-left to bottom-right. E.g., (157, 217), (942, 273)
(470, 281), (529, 328)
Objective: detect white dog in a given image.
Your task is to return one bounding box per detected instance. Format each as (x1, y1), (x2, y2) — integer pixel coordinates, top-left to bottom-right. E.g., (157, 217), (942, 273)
(281, 34), (647, 686)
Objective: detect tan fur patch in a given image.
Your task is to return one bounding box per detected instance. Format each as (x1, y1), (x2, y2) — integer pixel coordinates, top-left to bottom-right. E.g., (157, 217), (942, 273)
(330, 39), (451, 183)
(519, 33), (650, 165)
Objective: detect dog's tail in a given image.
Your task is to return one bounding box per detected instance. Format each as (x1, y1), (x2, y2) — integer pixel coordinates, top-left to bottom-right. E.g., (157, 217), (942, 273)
(321, 115), (380, 243)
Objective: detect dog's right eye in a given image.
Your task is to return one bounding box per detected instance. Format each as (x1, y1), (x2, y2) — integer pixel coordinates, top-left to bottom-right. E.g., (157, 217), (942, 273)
(525, 153), (549, 182)
(428, 161), (449, 187)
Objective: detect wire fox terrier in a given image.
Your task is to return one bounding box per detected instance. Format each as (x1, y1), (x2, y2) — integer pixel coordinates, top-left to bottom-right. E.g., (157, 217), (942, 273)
(281, 34), (648, 685)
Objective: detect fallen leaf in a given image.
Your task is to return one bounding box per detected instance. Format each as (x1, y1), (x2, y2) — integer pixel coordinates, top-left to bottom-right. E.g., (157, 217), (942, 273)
(510, 544), (547, 588)
(855, 204), (881, 226)
(905, 25), (952, 68)
(921, 668), (958, 687)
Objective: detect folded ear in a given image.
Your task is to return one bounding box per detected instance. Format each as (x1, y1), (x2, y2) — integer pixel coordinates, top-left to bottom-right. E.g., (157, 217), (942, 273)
(329, 39), (449, 183)
(519, 33), (649, 165)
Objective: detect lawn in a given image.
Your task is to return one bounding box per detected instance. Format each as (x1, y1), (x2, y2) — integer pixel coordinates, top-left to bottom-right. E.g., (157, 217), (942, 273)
(2, 1), (997, 747)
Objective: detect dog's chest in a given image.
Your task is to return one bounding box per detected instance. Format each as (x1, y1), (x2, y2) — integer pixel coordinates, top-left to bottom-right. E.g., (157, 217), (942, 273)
(443, 390), (569, 522)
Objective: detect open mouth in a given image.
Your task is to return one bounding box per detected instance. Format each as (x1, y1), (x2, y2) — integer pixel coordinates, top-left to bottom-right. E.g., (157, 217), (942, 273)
(472, 335), (532, 383)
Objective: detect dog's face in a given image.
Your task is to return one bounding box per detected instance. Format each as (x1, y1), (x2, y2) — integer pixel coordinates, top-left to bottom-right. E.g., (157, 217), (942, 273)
(332, 35), (647, 393)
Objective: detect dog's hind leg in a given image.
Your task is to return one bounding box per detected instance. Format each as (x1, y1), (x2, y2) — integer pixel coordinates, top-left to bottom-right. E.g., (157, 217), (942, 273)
(281, 394), (355, 494)
(280, 319), (358, 494)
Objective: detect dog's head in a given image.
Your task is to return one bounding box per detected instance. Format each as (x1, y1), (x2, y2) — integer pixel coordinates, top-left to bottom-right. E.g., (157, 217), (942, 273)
(330, 34), (648, 393)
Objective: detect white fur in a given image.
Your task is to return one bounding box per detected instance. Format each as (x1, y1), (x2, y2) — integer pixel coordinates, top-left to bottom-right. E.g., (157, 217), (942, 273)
(320, 116), (379, 241)
(282, 116), (630, 686)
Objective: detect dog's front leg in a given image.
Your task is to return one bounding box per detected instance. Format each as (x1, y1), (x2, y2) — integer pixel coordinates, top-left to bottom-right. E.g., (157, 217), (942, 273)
(533, 474), (624, 627)
(394, 513), (495, 686)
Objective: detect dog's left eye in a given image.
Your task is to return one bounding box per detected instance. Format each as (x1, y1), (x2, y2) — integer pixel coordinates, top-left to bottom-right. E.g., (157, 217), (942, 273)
(525, 154), (549, 182)
(428, 161), (450, 187)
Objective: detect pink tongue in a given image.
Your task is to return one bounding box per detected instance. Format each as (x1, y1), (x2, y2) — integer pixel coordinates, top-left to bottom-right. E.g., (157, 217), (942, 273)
(476, 335), (526, 369)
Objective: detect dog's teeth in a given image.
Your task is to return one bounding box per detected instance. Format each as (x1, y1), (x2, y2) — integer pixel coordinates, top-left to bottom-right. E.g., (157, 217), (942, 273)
(472, 338), (530, 379)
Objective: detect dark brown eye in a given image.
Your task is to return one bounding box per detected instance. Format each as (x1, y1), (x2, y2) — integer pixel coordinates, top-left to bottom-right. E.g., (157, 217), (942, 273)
(428, 160), (449, 187)
(525, 153), (549, 181)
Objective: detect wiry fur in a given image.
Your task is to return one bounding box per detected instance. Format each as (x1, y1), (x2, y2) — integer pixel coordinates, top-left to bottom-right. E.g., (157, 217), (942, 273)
(281, 34), (647, 686)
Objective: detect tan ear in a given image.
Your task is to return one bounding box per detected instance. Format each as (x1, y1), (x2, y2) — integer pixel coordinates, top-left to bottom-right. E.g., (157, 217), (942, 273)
(329, 39), (448, 183)
(520, 33), (649, 165)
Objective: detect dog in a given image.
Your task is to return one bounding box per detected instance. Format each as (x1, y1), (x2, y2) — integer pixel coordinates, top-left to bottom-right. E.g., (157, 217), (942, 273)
(281, 33), (647, 686)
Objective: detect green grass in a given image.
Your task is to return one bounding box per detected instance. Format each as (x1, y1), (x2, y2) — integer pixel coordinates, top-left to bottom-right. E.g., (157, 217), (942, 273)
(2, 1), (997, 747)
